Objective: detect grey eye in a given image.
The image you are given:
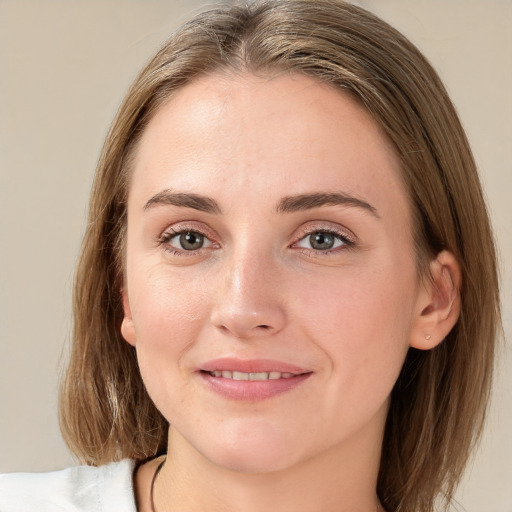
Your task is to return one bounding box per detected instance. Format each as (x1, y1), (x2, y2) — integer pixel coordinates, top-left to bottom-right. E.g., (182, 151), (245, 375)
(295, 230), (347, 251)
(309, 232), (335, 250)
(173, 231), (205, 250)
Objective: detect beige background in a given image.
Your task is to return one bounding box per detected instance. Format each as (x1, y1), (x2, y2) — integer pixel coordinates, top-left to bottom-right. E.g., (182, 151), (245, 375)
(0, 1), (510, 511)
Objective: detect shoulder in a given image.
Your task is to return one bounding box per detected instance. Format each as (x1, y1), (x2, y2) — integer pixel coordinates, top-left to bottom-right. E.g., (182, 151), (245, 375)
(0, 459), (137, 512)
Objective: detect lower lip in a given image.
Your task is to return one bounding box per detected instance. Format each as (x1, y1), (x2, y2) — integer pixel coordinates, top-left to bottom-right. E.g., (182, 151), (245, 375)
(199, 372), (312, 400)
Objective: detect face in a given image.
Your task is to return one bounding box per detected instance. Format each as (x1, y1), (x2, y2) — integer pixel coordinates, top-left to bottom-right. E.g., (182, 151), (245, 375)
(121, 72), (427, 473)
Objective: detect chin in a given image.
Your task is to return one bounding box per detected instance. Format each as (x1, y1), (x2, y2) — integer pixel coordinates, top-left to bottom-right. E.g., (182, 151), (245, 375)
(191, 422), (307, 474)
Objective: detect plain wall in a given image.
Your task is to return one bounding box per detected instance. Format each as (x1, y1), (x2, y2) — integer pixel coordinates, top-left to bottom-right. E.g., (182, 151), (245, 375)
(0, 1), (511, 511)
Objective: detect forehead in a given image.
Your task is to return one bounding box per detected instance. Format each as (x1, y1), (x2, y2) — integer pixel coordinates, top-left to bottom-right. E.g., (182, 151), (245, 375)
(130, 72), (410, 223)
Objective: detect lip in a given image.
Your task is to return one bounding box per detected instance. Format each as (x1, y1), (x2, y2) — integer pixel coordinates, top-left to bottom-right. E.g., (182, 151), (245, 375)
(197, 358), (312, 401)
(200, 358), (309, 374)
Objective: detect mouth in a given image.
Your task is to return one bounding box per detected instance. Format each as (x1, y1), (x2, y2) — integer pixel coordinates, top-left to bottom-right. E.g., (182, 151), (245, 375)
(198, 359), (312, 400)
(202, 370), (298, 380)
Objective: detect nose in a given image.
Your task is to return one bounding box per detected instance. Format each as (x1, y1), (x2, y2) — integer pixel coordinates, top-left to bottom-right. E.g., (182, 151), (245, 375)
(210, 248), (287, 339)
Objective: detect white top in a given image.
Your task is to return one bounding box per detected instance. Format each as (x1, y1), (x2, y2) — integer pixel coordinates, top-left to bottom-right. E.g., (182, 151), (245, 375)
(0, 459), (137, 512)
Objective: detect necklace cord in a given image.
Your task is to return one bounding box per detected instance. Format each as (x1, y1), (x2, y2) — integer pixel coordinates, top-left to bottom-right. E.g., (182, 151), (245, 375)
(149, 458), (166, 512)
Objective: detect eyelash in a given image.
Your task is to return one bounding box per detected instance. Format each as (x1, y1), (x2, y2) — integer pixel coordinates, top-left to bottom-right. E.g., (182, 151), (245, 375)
(157, 225), (355, 257)
(157, 225), (218, 256)
(291, 227), (355, 255)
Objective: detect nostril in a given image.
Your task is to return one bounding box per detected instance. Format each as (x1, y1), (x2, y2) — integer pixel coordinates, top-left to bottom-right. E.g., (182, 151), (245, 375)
(211, 305), (286, 337)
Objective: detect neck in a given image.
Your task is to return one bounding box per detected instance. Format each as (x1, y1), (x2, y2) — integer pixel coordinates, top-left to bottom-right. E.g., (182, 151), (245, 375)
(152, 421), (384, 512)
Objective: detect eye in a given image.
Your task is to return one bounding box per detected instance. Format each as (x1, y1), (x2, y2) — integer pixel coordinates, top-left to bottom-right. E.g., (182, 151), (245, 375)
(295, 230), (351, 251)
(173, 231), (207, 250)
(160, 229), (215, 252)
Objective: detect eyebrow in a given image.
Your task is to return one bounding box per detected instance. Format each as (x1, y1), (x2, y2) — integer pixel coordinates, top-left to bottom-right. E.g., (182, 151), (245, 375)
(144, 190), (222, 214)
(143, 189), (379, 218)
(275, 192), (380, 218)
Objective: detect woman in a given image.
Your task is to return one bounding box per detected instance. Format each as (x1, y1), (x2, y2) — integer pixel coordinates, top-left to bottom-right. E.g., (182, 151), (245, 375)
(0, 1), (501, 511)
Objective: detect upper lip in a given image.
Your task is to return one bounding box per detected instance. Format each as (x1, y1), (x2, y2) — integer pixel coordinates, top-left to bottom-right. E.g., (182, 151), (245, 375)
(199, 358), (310, 375)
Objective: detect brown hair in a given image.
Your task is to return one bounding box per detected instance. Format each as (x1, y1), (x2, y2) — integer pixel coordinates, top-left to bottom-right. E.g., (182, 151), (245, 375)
(59, 1), (501, 511)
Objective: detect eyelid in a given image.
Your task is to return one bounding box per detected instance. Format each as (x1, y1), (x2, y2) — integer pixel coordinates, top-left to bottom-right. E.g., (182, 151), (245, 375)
(159, 220), (218, 239)
(294, 232), (346, 250)
(157, 222), (220, 252)
(292, 221), (357, 245)
(168, 231), (214, 250)
(288, 223), (357, 258)
(156, 220), (356, 256)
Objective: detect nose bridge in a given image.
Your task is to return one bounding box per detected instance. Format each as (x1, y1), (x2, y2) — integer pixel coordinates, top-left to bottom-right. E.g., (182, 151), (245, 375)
(230, 241), (268, 301)
(210, 236), (286, 337)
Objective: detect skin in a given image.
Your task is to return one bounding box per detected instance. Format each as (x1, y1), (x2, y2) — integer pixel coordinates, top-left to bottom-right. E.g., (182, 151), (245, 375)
(121, 72), (461, 512)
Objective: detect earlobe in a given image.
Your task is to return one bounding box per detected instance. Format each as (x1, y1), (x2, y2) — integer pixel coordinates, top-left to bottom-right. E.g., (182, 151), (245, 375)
(120, 289), (136, 347)
(410, 250), (462, 350)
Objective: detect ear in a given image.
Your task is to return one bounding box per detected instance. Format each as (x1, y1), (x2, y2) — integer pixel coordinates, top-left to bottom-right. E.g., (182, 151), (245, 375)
(120, 289), (136, 347)
(410, 250), (462, 350)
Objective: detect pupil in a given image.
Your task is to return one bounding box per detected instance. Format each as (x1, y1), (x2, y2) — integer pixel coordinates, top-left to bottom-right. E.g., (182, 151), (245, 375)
(180, 231), (204, 250)
(310, 232), (334, 250)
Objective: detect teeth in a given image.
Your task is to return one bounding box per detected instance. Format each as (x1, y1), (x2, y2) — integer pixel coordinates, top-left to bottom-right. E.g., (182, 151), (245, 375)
(209, 370), (296, 380)
(249, 372), (268, 380)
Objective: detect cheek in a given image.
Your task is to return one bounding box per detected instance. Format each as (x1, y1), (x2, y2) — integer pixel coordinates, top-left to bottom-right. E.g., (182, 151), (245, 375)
(127, 266), (211, 406)
(130, 263), (209, 344)
(299, 275), (413, 438)
(296, 262), (416, 386)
